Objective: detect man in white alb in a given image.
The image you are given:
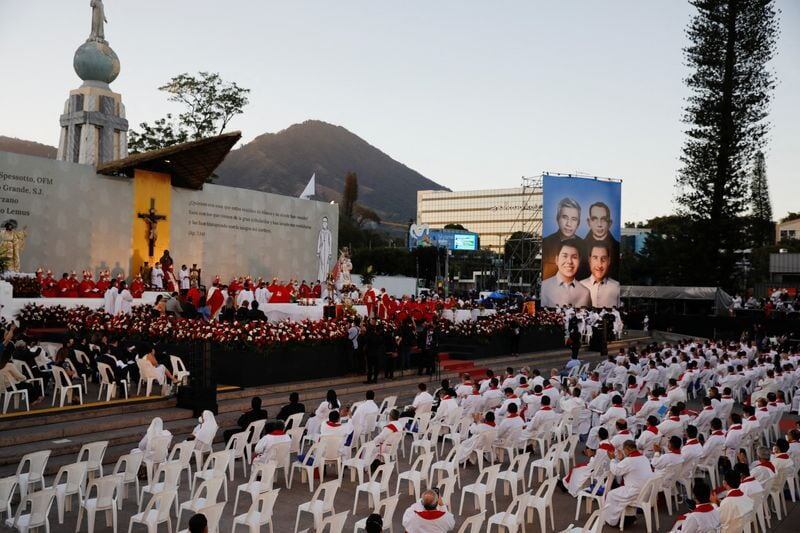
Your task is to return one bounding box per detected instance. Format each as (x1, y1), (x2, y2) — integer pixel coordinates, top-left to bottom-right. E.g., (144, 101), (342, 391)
(150, 262), (164, 289)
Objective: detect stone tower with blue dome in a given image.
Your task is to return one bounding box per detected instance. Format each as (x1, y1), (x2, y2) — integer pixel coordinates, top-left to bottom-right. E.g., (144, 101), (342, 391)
(57, 0), (128, 166)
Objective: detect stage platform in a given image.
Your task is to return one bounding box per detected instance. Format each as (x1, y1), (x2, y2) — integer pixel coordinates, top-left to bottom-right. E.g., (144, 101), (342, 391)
(0, 333), (649, 478)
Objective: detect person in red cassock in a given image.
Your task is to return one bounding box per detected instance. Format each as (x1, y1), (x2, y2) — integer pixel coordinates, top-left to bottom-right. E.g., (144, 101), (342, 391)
(66, 272), (80, 298)
(78, 271), (97, 298)
(186, 284), (202, 308)
(378, 288), (391, 320)
(299, 280), (311, 298)
(41, 270), (57, 297)
(56, 273), (71, 297)
(311, 282), (322, 298)
(130, 275), (145, 298)
(95, 271), (110, 295)
(363, 284), (377, 317)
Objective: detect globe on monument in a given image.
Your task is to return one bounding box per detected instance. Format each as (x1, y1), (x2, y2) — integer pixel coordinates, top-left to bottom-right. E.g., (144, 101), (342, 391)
(73, 40), (120, 84)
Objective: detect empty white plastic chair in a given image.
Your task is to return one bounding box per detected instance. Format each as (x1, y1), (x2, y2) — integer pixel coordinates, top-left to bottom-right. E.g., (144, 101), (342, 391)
(52, 461), (88, 524)
(352, 462), (394, 515)
(76, 475), (120, 533)
(457, 511), (487, 533)
(285, 412), (305, 431)
(294, 480), (340, 533)
(193, 450), (233, 502)
(128, 489), (176, 533)
(232, 488), (280, 533)
(525, 476), (558, 533)
(168, 440), (196, 492)
(177, 477), (224, 529)
(4, 487), (55, 533)
(0, 476), (18, 521)
(139, 460), (181, 513)
(300, 511), (348, 533)
(497, 452), (530, 499)
(15, 450), (50, 501)
(487, 491), (531, 533)
(233, 460), (276, 512)
(225, 431), (250, 480)
(459, 463), (501, 515)
(113, 452), (144, 510)
(77, 440), (109, 479)
(169, 355), (190, 385)
(396, 452), (433, 500)
(343, 442), (377, 487)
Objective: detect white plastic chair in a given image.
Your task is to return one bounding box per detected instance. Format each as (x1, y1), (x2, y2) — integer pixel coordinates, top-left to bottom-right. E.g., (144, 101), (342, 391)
(233, 461), (276, 514)
(268, 441), (291, 488)
(76, 475), (120, 533)
(113, 452), (144, 510)
(136, 357), (162, 397)
(52, 461), (88, 524)
(177, 502), (224, 533)
(497, 452), (529, 499)
(0, 373), (29, 414)
(169, 355), (190, 385)
(15, 450), (50, 501)
(396, 452), (433, 500)
(487, 491), (531, 532)
(168, 440), (195, 492)
(460, 463), (501, 515)
(0, 476), (18, 521)
(352, 494), (400, 533)
(559, 509), (604, 533)
(142, 435), (172, 488)
(52, 365), (83, 406)
(410, 423), (442, 459)
(457, 511), (487, 533)
(177, 477), (224, 529)
(139, 460), (181, 513)
(128, 489), (176, 533)
(300, 511), (348, 533)
(290, 441), (325, 492)
(226, 431), (250, 481)
(285, 412), (305, 431)
(620, 474), (661, 532)
(525, 476), (558, 533)
(243, 419), (267, 464)
(343, 442), (376, 487)
(528, 444), (560, 485)
(4, 487), (55, 533)
(77, 440), (109, 479)
(294, 479), (340, 533)
(232, 488), (280, 533)
(97, 362), (128, 401)
(193, 450), (233, 502)
(352, 462), (394, 515)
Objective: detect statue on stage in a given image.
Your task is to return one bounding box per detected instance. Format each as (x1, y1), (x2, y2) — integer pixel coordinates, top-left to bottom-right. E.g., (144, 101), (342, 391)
(337, 247), (353, 287)
(0, 219), (27, 272)
(89, 0), (108, 42)
(316, 216), (332, 283)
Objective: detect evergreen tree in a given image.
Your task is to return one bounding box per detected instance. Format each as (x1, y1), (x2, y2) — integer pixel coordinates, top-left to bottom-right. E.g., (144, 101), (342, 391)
(749, 150), (773, 245)
(342, 172), (358, 219)
(676, 0), (779, 285)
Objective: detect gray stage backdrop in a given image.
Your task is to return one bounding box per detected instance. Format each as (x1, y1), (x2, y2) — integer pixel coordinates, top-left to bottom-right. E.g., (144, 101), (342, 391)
(170, 185), (338, 282)
(0, 151), (338, 282)
(0, 151), (133, 278)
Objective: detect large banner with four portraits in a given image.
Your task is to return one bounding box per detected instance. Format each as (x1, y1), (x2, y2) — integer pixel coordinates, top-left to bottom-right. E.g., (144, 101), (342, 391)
(540, 175), (622, 309)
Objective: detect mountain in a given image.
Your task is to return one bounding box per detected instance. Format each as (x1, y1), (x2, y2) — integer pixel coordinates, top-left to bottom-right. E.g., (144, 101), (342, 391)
(215, 120), (448, 221)
(0, 136), (57, 159)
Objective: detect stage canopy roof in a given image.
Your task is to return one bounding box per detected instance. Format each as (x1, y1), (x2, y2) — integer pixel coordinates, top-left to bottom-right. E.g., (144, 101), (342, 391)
(97, 131), (241, 189)
(621, 285), (733, 312)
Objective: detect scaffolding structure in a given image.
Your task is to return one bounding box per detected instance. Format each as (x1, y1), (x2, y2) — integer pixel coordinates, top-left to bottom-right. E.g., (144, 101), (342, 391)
(504, 175), (542, 291)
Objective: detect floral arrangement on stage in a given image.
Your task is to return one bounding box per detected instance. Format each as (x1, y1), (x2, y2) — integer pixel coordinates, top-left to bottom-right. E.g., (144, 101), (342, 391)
(4, 275), (43, 298)
(16, 302), (563, 351)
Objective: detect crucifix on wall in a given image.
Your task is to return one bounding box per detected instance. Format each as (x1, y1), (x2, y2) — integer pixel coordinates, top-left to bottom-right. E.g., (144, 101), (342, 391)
(137, 198), (167, 258)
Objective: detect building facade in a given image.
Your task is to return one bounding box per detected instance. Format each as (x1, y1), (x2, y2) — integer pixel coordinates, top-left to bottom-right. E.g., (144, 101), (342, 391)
(776, 218), (800, 244)
(621, 227), (651, 254)
(416, 187), (541, 254)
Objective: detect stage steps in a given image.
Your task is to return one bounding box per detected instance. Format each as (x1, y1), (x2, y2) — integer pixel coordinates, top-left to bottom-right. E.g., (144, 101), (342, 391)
(0, 335), (648, 476)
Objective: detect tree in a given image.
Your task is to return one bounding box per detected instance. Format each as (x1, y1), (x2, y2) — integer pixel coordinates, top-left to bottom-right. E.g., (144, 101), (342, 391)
(675, 0), (779, 285)
(128, 72), (250, 154)
(342, 172), (358, 219)
(749, 150), (773, 246)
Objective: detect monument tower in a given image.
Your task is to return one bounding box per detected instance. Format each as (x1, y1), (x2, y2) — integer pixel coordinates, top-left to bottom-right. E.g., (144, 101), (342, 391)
(57, 0), (128, 166)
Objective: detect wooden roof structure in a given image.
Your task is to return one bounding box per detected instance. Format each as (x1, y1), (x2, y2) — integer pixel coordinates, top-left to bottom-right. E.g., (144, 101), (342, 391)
(96, 131), (241, 189)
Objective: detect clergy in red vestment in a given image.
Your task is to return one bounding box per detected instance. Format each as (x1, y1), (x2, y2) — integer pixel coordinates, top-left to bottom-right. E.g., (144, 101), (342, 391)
(78, 271), (97, 298)
(206, 281), (225, 319)
(311, 282), (322, 298)
(130, 275), (145, 298)
(377, 289), (391, 319)
(269, 282), (291, 303)
(56, 273), (71, 297)
(66, 272), (79, 298)
(299, 281), (311, 298)
(41, 270), (57, 297)
(363, 285), (377, 317)
(186, 285), (202, 308)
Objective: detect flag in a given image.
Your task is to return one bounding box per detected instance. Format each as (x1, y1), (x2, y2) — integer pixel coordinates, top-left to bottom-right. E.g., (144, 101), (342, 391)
(299, 173), (315, 200)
